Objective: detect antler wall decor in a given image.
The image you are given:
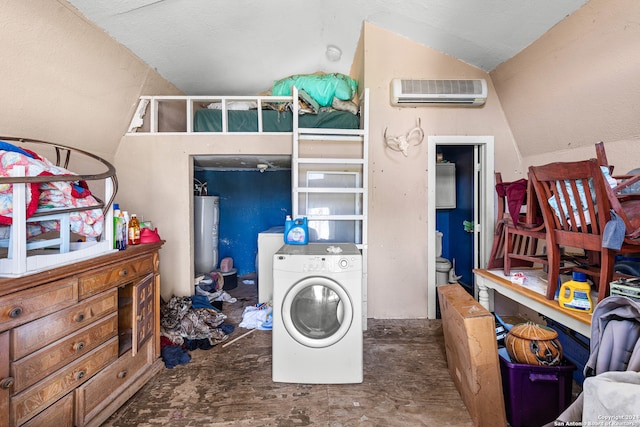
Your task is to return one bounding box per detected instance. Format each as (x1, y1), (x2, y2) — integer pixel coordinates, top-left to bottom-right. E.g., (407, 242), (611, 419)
(383, 118), (424, 157)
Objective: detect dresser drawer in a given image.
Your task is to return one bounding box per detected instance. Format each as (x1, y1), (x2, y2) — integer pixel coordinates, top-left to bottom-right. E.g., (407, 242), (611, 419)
(75, 338), (153, 425)
(134, 273), (155, 351)
(1, 331), (9, 427)
(20, 392), (74, 427)
(11, 289), (117, 360)
(0, 278), (78, 333)
(11, 313), (118, 393)
(10, 337), (118, 427)
(78, 254), (154, 299)
(118, 272), (155, 356)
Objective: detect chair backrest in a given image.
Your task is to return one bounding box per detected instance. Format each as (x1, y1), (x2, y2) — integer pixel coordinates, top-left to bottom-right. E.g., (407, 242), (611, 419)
(603, 178), (640, 241)
(495, 172), (507, 221)
(528, 158), (611, 250)
(495, 173), (542, 228)
(595, 141), (613, 174)
(594, 141), (640, 241)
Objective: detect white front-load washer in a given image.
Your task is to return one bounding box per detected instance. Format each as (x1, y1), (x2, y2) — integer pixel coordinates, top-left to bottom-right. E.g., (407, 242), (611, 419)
(272, 243), (362, 384)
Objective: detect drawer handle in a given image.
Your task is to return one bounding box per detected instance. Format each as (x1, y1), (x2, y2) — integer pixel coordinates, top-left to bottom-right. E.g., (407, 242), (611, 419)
(118, 370), (128, 379)
(74, 313), (86, 323)
(120, 269), (129, 277)
(73, 342), (85, 352)
(9, 307), (23, 318)
(0, 377), (15, 390)
(75, 371), (86, 381)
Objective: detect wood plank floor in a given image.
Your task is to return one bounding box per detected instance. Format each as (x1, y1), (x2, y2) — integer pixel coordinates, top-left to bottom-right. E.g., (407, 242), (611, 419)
(103, 278), (474, 427)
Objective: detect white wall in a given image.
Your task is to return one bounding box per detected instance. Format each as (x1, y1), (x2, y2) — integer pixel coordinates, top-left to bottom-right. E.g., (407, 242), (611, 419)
(0, 1), (181, 162)
(491, 0), (640, 176)
(360, 23), (520, 318)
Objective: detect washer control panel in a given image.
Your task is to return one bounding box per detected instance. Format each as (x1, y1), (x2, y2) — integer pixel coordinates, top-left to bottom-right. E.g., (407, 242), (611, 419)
(301, 255), (360, 273)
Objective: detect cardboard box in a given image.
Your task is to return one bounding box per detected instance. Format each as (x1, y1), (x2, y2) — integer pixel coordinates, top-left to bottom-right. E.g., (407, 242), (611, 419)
(438, 284), (507, 427)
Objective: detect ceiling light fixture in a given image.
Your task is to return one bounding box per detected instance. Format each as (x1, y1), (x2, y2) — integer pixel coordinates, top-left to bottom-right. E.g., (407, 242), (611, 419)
(257, 163), (268, 173)
(325, 45), (342, 62)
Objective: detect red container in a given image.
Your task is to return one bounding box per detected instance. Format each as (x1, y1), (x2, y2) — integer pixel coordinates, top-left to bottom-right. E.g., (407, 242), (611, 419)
(499, 355), (576, 427)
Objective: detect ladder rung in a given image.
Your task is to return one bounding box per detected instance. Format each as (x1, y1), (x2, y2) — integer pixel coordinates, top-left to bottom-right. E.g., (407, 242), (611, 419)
(306, 215), (365, 221)
(296, 158), (364, 165)
(298, 128), (364, 136)
(294, 187), (364, 194)
(298, 134), (363, 142)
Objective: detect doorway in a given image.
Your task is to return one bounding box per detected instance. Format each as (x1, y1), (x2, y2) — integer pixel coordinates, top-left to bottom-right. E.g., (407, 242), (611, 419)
(192, 155), (292, 277)
(427, 136), (494, 319)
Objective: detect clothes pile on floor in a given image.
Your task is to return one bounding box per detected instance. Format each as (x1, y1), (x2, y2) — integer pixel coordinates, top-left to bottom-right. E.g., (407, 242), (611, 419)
(159, 294), (235, 368)
(239, 303), (273, 330)
(195, 281), (238, 303)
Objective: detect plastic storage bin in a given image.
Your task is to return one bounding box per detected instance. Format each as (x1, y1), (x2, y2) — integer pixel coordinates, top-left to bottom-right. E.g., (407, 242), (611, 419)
(499, 354), (576, 427)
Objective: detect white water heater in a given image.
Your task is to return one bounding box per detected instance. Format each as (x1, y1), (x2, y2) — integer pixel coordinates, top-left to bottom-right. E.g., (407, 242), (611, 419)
(194, 196), (219, 274)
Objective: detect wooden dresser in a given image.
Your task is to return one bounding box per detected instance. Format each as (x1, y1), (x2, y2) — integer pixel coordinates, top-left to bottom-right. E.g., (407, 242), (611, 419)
(0, 242), (164, 427)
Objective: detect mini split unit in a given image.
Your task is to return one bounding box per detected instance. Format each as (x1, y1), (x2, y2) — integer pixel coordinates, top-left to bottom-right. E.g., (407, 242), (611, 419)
(390, 79), (487, 106)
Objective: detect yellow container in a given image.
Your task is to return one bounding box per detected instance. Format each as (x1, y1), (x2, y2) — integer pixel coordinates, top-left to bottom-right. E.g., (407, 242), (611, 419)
(558, 272), (593, 313)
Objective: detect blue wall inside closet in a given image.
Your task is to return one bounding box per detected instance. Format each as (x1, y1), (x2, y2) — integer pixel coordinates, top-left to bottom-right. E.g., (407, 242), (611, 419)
(436, 146), (474, 289)
(194, 170), (291, 276)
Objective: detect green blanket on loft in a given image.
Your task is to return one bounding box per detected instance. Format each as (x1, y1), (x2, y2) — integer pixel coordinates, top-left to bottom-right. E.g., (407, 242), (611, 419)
(194, 109), (359, 132)
(271, 73), (358, 107)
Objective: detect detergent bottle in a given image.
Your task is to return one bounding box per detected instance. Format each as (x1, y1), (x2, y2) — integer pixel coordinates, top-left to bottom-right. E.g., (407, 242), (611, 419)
(558, 272), (593, 313)
(284, 216), (308, 245)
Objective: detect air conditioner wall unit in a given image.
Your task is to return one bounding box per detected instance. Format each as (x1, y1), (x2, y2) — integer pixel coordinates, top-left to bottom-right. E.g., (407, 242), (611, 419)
(390, 79), (487, 106)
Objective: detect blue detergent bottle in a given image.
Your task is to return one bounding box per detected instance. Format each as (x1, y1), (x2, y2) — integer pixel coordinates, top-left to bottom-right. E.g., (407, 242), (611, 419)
(284, 216), (308, 245)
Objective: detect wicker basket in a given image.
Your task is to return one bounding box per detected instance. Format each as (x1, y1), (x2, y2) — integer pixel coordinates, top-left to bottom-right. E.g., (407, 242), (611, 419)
(505, 322), (563, 366)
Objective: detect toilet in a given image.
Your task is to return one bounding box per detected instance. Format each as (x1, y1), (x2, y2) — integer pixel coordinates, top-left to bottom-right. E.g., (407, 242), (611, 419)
(435, 231), (453, 285)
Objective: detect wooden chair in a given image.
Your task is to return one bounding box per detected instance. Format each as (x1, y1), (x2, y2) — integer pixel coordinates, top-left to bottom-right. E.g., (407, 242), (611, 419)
(595, 141), (640, 244)
(501, 175), (547, 274)
(486, 172), (512, 269)
(487, 172), (545, 274)
(529, 158), (624, 301)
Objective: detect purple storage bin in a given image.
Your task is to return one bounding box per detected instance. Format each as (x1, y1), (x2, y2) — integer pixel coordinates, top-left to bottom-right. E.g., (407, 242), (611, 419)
(499, 355), (576, 427)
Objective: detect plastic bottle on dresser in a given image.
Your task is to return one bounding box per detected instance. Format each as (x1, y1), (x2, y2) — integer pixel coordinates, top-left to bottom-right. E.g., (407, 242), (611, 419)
(118, 210), (127, 250)
(128, 214), (141, 246)
(121, 211), (130, 249)
(113, 204), (120, 249)
(113, 204), (125, 250)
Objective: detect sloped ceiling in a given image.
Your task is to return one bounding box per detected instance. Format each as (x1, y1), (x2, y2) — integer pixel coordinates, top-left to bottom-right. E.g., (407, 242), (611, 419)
(66, 0), (588, 96)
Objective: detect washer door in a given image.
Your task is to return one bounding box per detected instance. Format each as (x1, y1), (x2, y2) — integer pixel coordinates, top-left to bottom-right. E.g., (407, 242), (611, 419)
(282, 276), (353, 348)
